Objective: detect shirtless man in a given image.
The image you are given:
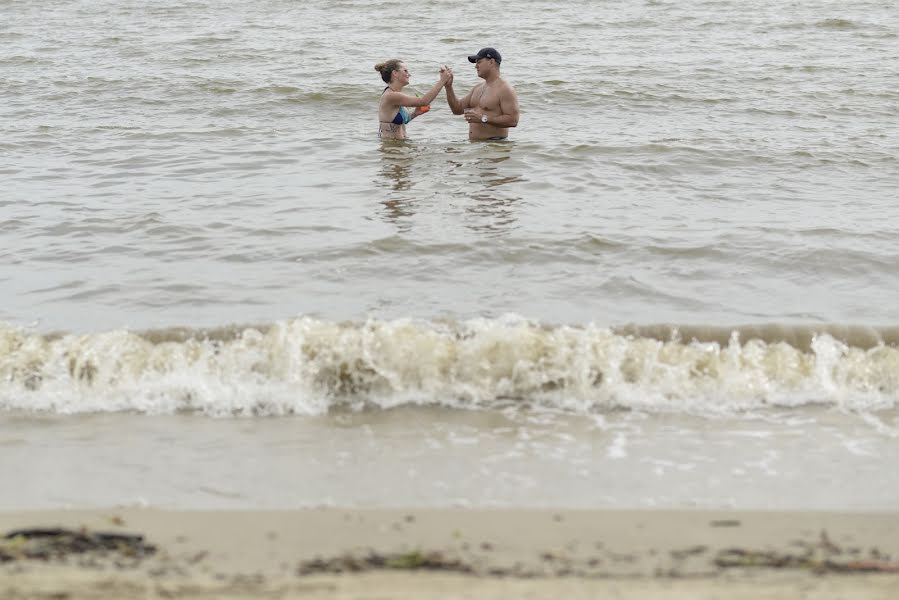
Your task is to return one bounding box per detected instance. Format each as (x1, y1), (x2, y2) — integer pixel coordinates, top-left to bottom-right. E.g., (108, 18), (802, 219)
(444, 48), (519, 141)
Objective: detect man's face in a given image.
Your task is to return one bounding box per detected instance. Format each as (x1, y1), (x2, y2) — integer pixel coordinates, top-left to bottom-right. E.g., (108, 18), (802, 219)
(475, 57), (494, 78)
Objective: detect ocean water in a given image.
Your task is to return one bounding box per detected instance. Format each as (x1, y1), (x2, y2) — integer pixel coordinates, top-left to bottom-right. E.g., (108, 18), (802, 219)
(1, 0), (898, 510)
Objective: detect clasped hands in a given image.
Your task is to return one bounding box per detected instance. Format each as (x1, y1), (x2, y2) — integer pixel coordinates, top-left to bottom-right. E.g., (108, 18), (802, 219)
(439, 64), (453, 87)
(438, 65), (486, 122)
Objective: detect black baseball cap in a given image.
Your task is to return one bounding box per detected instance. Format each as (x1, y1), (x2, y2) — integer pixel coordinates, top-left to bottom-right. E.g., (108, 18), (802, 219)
(467, 47), (502, 64)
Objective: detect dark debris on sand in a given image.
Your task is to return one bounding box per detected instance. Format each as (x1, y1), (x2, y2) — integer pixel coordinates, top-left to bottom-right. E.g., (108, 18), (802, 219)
(714, 530), (899, 574)
(296, 530), (899, 579)
(0, 527), (157, 564)
(297, 550), (476, 576)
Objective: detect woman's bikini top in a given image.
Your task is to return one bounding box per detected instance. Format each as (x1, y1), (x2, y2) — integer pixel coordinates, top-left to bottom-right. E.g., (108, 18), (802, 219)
(383, 88), (412, 125)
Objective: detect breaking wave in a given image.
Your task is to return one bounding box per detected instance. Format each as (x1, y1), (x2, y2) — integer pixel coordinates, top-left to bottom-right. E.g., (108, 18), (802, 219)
(1, 316), (897, 417)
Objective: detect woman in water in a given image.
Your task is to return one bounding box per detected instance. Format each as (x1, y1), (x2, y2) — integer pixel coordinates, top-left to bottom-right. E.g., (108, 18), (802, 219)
(375, 59), (448, 140)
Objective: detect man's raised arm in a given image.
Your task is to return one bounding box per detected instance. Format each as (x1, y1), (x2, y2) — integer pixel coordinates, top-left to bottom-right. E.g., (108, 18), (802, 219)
(444, 73), (470, 115)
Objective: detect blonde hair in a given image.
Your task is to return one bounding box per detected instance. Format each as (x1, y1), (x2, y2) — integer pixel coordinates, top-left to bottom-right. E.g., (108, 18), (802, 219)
(374, 59), (403, 84)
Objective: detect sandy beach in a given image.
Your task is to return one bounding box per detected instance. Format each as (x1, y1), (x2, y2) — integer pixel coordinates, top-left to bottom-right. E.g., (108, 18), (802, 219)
(2, 509), (898, 599)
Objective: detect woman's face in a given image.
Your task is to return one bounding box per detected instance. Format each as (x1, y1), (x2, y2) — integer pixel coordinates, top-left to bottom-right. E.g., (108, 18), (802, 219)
(393, 63), (410, 85)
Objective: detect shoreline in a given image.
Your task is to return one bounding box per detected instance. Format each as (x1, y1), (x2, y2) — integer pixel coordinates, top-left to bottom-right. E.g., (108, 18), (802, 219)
(2, 508), (898, 598)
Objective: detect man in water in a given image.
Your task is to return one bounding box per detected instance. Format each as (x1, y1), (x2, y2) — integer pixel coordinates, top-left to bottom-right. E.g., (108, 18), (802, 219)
(444, 48), (519, 140)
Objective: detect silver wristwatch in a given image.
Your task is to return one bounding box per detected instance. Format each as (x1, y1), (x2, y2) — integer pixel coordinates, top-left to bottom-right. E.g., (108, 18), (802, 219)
(481, 115), (488, 123)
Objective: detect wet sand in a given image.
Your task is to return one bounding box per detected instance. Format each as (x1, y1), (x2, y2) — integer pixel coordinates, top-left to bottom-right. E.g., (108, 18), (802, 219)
(2, 509), (898, 599)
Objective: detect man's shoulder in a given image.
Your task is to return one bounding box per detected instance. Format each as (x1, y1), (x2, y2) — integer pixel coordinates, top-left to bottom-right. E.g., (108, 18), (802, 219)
(494, 77), (516, 91)
(496, 77), (517, 95)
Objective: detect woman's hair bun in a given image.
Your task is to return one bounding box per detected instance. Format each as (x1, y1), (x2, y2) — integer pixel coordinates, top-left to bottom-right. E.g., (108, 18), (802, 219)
(374, 59), (402, 83)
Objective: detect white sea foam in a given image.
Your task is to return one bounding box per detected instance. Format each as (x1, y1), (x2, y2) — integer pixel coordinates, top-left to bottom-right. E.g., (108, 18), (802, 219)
(1, 316), (897, 416)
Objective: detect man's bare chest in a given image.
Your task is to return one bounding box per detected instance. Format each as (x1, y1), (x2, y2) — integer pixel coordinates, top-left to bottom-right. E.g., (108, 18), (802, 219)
(472, 86), (501, 110)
